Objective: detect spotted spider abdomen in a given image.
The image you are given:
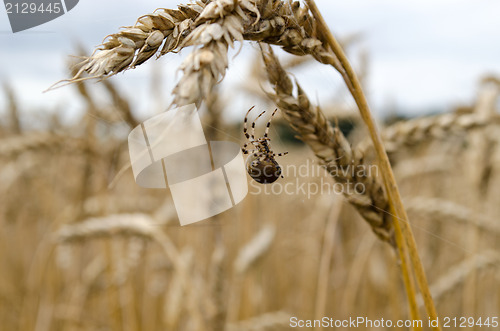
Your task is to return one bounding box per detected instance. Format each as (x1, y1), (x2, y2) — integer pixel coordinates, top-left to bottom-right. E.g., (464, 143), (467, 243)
(246, 154), (282, 184)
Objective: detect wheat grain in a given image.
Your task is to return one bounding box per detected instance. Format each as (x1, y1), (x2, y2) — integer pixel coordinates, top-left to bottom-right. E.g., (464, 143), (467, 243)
(172, 15), (243, 106)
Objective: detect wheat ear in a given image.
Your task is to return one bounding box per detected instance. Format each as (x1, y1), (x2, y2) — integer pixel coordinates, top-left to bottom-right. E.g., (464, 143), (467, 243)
(423, 251), (500, 305)
(56, 0), (339, 106)
(358, 112), (500, 158)
(261, 44), (393, 244)
(406, 197), (500, 235)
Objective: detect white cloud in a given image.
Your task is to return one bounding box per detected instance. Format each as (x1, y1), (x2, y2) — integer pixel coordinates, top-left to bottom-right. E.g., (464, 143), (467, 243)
(1, 0), (500, 120)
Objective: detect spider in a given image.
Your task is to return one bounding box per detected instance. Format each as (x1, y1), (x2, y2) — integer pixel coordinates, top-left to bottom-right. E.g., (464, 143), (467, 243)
(242, 106), (288, 184)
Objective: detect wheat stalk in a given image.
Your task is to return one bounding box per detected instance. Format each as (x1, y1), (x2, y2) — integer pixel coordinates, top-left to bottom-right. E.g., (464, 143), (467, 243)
(226, 224), (276, 323)
(101, 80), (140, 128)
(314, 197), (343, 325)
(3, 83), (21, 134)
(209, 240), (227, 331)
(460, 82), (498, 313)
(163, 248), (195, 330)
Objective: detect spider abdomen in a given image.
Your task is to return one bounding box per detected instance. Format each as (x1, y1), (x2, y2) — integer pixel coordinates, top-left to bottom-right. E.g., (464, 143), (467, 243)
(246, 155), (282, 184)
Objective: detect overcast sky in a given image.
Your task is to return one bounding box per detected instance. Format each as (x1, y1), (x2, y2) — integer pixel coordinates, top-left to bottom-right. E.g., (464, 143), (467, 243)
(1, 0), (500, 125)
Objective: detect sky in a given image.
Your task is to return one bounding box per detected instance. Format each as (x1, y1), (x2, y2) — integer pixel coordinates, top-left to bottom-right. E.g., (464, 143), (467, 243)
(1, 0), (500, 125)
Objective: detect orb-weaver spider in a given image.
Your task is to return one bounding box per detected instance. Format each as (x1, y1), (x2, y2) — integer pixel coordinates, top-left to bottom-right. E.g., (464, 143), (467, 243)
(242, 106), (288, 184)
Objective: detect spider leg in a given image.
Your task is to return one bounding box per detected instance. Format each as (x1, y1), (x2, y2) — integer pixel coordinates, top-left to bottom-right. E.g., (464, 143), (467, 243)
(242, 140), (261, 153)
(258, 137), (271, 144)
(251, 110), (266, 140)
(243, 106), (256, 140)
(275, 162), (284, 179)
(274, 151), (288, 157)
(264, 108), (278, 139)
(242, 144), (258, 155)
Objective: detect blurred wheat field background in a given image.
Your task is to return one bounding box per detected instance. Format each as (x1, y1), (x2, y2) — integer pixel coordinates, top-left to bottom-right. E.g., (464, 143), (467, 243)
(2, 1), (500, 331)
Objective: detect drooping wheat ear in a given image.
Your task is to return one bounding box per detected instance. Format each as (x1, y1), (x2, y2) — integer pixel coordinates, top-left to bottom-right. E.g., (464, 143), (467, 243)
(65, 4), (202, 81)
(357, 112), (500, 158)
(55, 213), (184, 271)
(261, 45), (393, 244)
(56, 214), (157, 242)
(56, 0), (339, 106)
(172, 14), (243, 106)
(242, 0), (340, 68)
(393, 155), (453, 180)
(405, 197), (500, 235)
(421, 250), (500, 306)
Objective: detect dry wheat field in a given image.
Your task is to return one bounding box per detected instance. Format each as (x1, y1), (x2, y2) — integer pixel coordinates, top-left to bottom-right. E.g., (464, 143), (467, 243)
(1, 1), (500, 330)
